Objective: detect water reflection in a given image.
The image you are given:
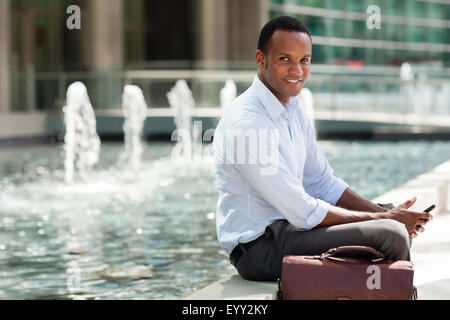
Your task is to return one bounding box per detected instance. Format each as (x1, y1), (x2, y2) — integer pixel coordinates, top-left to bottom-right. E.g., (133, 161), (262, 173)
(0, 141), (450, 299)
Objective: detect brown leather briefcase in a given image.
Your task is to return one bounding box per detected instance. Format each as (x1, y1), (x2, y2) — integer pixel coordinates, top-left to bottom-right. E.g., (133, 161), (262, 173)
(277, 246), (417, 300)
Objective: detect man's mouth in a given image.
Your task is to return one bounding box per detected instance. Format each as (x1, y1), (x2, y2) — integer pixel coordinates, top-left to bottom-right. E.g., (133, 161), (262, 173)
(285, 79), (303, 84)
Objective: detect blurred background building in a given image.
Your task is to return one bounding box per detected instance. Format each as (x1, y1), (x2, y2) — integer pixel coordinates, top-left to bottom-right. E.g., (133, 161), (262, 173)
(0, 0), (449, 140)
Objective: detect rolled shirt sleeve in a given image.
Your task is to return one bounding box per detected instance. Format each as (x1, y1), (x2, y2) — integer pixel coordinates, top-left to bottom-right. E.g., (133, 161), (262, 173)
(321, 177), (349, 205)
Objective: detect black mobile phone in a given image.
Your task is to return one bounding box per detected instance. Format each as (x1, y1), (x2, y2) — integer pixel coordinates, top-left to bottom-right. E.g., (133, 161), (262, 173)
(423, 204), (436, 213)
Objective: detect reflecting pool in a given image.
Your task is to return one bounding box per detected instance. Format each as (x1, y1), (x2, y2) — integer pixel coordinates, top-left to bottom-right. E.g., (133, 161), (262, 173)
(1, 140), (450, 299)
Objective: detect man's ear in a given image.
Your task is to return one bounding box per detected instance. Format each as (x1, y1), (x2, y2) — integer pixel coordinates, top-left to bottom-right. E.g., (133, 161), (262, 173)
(256, 49), (266, 69)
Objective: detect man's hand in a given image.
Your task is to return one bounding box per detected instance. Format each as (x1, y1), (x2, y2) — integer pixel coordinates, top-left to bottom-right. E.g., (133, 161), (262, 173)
(385, 197), (433, 238)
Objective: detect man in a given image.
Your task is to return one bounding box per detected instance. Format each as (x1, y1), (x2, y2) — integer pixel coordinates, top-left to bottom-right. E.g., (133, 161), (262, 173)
(213, 16), (432, 281)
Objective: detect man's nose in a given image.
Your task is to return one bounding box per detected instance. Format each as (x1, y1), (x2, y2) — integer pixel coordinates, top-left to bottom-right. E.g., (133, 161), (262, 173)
(288, 63), (303, 75)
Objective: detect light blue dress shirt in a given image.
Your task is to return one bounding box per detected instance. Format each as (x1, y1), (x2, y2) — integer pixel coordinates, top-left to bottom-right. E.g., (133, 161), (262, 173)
(213, 75), (349, 255)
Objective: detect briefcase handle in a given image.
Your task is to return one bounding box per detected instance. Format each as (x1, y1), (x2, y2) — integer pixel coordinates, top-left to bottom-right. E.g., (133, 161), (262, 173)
(320, 246), (385, 263)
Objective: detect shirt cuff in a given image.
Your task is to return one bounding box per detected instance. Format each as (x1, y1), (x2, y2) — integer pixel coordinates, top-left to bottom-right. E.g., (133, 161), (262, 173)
(322, 178), (349, 205)
(305, 199), (330, 229)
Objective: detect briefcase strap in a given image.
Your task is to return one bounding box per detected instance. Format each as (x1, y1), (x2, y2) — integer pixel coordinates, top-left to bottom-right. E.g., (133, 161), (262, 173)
(319, 246), (385, 263)
(411, 286), (418, 300)
(276, 278), (283, 300)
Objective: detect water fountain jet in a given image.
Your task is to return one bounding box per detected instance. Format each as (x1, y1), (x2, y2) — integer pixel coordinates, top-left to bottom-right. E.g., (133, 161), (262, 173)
(167, 80), (196, 164)
(63, 81), (101, 184)
(220, 79), (237, 111)
(298, 87), (316, 135)
(121, 85), (148, 170)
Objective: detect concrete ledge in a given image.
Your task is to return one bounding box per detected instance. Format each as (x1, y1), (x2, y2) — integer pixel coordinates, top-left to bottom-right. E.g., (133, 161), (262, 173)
(184, 274), (276, 300)
(45, 109), (450, 139)
(0, 135), (54, 147)
(3, 109), (450, 142)
(184, 159), (450, 300)
(0, 112), (48, 139)
(46, 112), (219, 137)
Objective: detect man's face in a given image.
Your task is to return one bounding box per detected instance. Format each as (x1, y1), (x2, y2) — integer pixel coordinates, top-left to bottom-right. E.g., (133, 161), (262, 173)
(256, 30), (312, 105)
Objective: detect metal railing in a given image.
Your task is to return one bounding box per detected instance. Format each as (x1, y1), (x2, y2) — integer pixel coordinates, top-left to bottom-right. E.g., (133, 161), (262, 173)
(9, 65), (450, 116)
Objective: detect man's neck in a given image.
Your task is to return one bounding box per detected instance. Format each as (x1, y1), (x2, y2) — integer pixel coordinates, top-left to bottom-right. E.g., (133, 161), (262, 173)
(257, 72), (289, 106)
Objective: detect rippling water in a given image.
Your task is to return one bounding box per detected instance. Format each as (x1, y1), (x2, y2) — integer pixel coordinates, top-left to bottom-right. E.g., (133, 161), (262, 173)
(0, 140), (450, 299)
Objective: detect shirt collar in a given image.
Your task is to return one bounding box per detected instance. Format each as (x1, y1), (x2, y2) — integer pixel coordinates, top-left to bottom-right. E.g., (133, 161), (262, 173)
(251, 75), (294, 122)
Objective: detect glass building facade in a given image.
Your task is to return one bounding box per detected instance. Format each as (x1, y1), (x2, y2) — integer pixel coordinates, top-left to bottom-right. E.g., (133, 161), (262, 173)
(0, 0), (449, 114)
(269, 0), (450, 67)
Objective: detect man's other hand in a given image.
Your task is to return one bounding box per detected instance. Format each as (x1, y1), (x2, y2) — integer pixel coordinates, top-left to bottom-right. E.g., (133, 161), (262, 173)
(386, 197), (433, 237)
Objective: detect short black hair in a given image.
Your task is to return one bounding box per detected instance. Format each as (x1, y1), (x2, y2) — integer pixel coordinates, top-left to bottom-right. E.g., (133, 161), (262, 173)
(257, 16), (311, 54)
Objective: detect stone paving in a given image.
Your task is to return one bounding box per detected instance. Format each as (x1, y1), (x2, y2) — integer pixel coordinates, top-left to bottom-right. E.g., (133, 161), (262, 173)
(411, 212), (450, 300)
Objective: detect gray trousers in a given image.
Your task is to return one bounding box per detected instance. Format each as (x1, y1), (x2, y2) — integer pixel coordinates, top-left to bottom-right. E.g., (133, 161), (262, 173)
(233, 219), (411, 281)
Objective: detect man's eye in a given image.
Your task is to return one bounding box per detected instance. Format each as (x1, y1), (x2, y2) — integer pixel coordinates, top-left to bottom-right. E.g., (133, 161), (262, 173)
(280, 57), (288, 61)
(301, 58), (310, 63)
